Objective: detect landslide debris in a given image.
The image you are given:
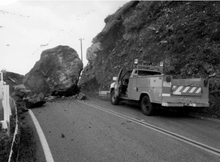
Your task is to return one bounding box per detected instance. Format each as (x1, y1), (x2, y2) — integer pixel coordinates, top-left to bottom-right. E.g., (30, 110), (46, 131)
(24, 45), (83, 97)
(80, 1), (220, 117)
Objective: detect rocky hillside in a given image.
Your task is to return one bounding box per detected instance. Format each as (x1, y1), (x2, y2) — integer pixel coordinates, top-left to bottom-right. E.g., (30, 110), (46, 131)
(80, 1), (220, 117)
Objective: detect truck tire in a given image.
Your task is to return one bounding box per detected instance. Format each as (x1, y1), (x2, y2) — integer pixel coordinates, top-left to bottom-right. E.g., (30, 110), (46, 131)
(141, 96), (154, 116)
(111, 89), (120, 105)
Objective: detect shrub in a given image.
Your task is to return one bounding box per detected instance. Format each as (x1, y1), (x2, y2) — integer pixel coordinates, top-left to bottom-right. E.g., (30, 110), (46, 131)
(0, 132), (12, 162)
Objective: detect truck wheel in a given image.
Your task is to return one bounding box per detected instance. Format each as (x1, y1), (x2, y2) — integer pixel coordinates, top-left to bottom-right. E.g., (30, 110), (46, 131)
(111, 89), (120, 105)
(141, 96), (154, 116)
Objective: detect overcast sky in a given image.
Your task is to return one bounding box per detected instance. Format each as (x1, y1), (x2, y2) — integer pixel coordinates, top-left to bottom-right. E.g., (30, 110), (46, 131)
(0, 0), (129, 75)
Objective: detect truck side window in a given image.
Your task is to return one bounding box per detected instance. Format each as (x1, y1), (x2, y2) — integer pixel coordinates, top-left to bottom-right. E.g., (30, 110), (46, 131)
(138, 70), (161, 76)
(121, 71), (132, 85)
(130, 70), (137, 77)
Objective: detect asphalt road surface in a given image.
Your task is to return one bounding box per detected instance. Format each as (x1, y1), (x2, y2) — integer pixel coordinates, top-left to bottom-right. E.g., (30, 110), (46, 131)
(32, 97), (220, 162)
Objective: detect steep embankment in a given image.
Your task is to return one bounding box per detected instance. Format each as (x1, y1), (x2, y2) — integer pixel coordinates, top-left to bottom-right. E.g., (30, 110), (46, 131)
(80, 1), (220, 117)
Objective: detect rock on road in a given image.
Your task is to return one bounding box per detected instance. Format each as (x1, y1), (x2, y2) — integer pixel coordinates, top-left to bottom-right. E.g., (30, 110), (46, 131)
(32, 98), (220, 162)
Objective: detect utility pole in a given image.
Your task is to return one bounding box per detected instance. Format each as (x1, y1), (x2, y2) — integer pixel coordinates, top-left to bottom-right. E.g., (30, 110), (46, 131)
(79, 38), (84, 63)
(0, 69), (5, 100)
(0, 70), (3, 85)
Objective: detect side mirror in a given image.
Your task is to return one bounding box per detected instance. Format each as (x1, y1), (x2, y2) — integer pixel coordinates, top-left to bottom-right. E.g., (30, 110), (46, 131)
(113, 77), (117, 81)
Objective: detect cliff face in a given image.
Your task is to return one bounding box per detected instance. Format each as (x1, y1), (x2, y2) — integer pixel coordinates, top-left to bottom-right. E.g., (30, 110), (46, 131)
(80, 1), (220, 116)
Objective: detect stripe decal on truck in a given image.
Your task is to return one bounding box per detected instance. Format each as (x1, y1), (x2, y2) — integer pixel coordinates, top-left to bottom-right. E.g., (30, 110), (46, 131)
(182, 87), (190, 93)
(173, 86), (183, 95)
(172, 86), (202, 95)
(195, 87), (201, 93)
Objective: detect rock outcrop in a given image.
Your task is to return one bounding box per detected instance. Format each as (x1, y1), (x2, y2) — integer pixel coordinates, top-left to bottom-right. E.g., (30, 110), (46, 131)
(24, 45), (83, 96)
(12, 85), (46, 109)
(12, 84), (30, 102)
(86, 42), (102, 63)
(24, 93), (46, 109)
(80, 1), (220, 117)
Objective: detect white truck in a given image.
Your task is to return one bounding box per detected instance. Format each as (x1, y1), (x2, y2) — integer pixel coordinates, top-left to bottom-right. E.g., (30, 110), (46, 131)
(110, 62), (209, 116)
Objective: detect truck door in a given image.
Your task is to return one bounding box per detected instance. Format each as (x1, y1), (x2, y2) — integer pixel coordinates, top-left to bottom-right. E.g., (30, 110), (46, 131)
(114, 69), (123, 98)
(128, 70), (139, 100)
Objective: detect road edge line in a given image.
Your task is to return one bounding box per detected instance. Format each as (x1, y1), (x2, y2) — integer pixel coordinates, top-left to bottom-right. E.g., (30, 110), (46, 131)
(29, 110), (54, 162)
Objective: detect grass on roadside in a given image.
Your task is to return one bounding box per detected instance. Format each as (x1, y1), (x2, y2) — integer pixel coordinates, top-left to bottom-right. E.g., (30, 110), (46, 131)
(17, 100), (37, 162)
(17, 119), (37, 162)
(0, 114), (16, 162)
(0, 130), (12, 162)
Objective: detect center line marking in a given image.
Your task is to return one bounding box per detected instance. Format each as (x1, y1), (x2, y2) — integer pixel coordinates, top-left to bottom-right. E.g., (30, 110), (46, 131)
(79, 101), (220, 157)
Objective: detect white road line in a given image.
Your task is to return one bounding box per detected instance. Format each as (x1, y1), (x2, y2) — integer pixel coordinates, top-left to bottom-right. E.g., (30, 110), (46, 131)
(79, 101), (220, 157)
(29, 110), (54, 162)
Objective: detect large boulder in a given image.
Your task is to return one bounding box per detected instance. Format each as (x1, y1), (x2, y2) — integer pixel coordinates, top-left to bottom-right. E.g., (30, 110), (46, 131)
(23, 45), (83, 96)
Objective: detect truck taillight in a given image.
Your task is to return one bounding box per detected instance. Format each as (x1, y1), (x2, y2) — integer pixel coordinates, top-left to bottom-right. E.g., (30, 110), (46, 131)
(166, 76), (172, 82)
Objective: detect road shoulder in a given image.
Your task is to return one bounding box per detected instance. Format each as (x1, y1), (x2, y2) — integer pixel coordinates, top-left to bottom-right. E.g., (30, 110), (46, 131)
(18, 111), (46, 162)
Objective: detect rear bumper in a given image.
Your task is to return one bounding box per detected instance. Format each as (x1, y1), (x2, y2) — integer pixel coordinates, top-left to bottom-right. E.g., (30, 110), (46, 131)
(162, 96), (209, 107)
(162, 102), (209, 107)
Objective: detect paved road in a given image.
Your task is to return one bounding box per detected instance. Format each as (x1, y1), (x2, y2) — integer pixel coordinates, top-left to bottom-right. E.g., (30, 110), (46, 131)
(32, 98), (220, 162)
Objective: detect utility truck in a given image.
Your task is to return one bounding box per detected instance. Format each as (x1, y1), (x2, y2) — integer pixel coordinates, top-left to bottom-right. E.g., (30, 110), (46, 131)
(110, 60), (209, 116)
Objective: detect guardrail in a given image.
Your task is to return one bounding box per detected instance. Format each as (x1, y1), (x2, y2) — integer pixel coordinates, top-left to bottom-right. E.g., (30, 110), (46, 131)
(8, 99), (20, 162)
(0, 71), (21, 161)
